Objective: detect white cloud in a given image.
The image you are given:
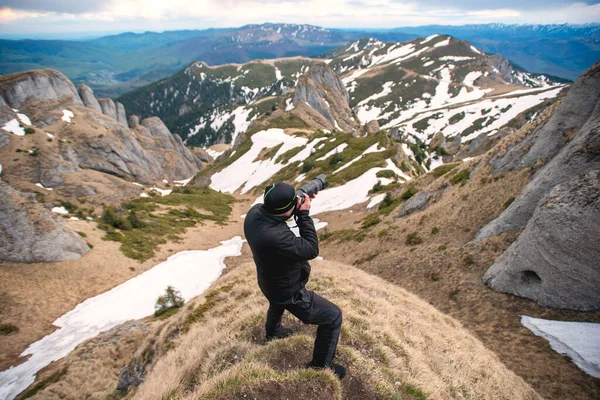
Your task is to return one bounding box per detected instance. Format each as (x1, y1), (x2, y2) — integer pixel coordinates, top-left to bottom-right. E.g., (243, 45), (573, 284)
(0, 0), (599, 34)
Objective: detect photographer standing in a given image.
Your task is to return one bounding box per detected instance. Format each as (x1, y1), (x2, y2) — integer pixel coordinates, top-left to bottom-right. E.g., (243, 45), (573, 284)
(244, 182), (346, 379)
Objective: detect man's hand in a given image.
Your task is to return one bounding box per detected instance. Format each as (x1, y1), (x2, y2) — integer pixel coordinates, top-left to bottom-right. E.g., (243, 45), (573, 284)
(297, 192), (317, 212)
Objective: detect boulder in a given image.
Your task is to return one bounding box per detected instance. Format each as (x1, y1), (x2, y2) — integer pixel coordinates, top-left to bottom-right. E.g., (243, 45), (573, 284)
(78, 83), (102, 113)
(116, 101), (127, 125)
(293, 63), (361, 134)
(0, 182), (90, 263)
(397, 188), (446, 217)
(366, 120), (380, 134)
(483, 170), (600, 311)
(128, 114), (139, 129)
(98, 98), (118, 120)
(0, 69), (83, 109)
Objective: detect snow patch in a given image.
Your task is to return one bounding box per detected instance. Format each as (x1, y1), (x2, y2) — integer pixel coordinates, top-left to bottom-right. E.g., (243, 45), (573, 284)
(420, 34), (439, 44)
(2, 119), (25, 136)
(0, 237), (244, 400)
(367, 193), (386, 209)
(61, 110), (74, 123)
(51, 206), (68, 215)
(521, 316), (600, 378)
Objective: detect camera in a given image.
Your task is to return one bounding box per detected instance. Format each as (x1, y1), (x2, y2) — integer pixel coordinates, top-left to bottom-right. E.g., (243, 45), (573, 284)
(296, 174), (328, 205)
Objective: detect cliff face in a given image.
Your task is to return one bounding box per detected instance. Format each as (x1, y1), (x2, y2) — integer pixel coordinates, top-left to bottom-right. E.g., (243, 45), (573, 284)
(0, 69), (203, 204)
(478, 60), (600, 311)
(0, 182), (90, 263)
(293, 63), (361, 134)
(0, 69), (83, 110)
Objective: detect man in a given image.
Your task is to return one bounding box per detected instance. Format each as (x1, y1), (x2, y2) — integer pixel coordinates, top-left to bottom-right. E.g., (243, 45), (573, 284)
(244, 181), (346, 379)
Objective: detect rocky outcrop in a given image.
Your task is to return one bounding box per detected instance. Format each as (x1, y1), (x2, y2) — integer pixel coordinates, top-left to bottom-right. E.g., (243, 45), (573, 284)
(486, 54), (515, 84)
(128, 114), (139, 128)
(293, 63), (360, 134)
(78, 83), (102, 113)
(397, 188), (446, 217)
(477, 61), (600, 240)
(116, 102), (127, 124)
(0, 182), (89, 262)
(0, 69), (83, 109)
(98, 98), (118, 120)
(490, 61), (600, 174)
(483, 171), (600, 311)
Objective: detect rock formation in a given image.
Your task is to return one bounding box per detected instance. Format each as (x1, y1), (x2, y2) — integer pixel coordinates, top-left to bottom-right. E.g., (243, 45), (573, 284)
(0, 182), (90, 262)
(293, 63), (361, 134)
(483, 171), (600, 311)
(477, 60), (600, 240)
(128, 114), (140, 128)
(98, 98), (118, 120)
(78, 83), (102, 113)
(116, 102), (127, 124)
(0, 69), (83, 109)
(477, 61), (600, 310)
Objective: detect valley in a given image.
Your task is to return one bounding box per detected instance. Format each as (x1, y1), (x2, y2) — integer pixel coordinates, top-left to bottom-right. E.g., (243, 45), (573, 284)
(0, 26), (599, 400)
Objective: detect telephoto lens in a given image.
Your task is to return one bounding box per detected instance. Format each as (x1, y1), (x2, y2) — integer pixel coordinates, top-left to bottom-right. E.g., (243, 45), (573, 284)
(297, 174), (328, 205)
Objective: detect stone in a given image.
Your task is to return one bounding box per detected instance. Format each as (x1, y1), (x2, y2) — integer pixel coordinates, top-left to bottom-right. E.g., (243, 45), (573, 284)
(116, 102), (127, 125)
(397, 188), (446, 217)
(293, 63), (361, 134)
(98, 98), (118, 120)
(483, 171), (600, 311)
(366, 120), (380, 134)
(77, 83), (102, 113)
(0, 69), (83, 109)
(0, 182), (90, 263)
(128, 114), (139, 129)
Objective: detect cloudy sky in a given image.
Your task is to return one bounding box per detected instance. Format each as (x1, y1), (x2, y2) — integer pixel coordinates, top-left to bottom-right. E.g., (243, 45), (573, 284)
(1, 0), (599, 37)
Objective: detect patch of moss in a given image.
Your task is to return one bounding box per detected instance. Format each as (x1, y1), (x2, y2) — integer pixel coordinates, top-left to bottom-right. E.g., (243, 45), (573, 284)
(99, 186), (235, 261)
(361, 214), (381, 229)
(401, 185), (418, 201)
(20, 368), (68, 399)
(406, 232), (424, 245)
(431, 162), (460, 178)
(378, 193), (401, 215)
(450, 170), (470, 185)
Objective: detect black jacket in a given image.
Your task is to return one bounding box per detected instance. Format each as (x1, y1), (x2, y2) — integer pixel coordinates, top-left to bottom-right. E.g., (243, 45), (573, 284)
(244, 204), (319, 302)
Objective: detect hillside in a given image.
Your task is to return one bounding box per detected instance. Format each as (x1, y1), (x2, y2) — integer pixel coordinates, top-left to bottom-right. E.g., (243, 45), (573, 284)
(119, 34), (566, 174)
(17, 259), (541, 400)
(0, 24), (359, 97)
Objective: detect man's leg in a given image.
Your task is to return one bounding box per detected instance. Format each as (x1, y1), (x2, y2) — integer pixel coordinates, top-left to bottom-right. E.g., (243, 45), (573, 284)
(286, 288), (343, 368)
(265, 302), (293, 340)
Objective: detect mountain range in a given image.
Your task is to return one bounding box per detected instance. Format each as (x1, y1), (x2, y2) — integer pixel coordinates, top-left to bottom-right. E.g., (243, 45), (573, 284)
(0, 23), (597, 97)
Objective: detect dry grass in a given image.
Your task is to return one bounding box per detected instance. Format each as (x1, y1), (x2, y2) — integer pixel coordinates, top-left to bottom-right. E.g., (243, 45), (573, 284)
(318, 107), (600, 400)
(132, 260), (539, 400)
(0, 198), (253, 372)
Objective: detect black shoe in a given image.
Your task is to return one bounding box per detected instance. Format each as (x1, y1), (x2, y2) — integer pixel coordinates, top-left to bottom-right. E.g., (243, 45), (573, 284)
(306, 361), (347, 379)
(266, 327), (293, 341)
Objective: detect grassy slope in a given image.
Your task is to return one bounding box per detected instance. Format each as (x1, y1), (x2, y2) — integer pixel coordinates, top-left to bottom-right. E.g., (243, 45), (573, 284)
(317, 106), (600, 400)
(131, 260), (539, 400)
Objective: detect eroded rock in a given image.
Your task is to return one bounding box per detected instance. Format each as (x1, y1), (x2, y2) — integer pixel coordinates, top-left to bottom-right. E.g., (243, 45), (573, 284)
(77, 83), (102, 113)
(483, 170), (600, 311)
(0, 182), (90, 263)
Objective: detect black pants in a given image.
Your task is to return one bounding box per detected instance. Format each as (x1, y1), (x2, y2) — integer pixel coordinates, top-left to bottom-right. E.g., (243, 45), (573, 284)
(265, 287), (342, 367)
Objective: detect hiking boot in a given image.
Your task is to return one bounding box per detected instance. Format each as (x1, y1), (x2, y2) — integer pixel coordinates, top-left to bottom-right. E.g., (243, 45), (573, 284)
(266, 327), (293, 341)
(306, 361), (347, 379)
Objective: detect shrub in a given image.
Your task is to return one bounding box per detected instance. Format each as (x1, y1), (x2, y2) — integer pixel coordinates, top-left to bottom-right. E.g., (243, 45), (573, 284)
(0, 323), (19, 335)
(406, 232), (423, 245)
(127, 210), (146, 229)
(401, 186), (418, 200)
(101, 206), (132, 231)
(378, 193), (400, 215)
(329, 152), (343, 166)
(376, 169), (397, 179)
(155, 286), (185, 317)
(438, 244), (447, 251)
(431, 162), (459, 177)
(58, 200), (78, 213)
(450, 170), (470, 185)
(431, 226), (439, 235)
(371, 180), (384, 193)
(24, 127), (35, 134)
(301, 161), (315, 173)
(76, 231), (87, 238)
(361, 214), (381, 229)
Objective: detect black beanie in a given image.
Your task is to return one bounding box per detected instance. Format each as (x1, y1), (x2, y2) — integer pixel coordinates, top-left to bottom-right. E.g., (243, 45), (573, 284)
(263, 182), (297, 214)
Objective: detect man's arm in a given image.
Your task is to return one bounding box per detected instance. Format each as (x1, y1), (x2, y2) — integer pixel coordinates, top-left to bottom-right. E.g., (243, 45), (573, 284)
(274, 194), (319, 260)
